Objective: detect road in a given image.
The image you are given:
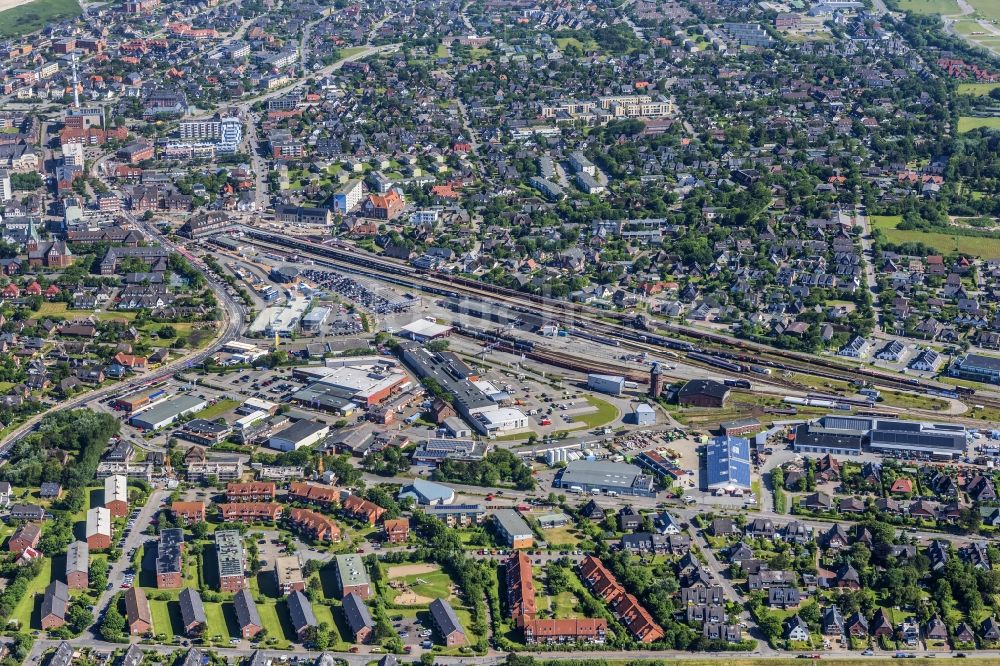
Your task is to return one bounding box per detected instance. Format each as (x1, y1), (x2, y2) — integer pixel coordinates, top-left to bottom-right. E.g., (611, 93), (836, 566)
(855, 205), (881, 332)
(25, 635), (996, 663)
(85, 490), (168, 640)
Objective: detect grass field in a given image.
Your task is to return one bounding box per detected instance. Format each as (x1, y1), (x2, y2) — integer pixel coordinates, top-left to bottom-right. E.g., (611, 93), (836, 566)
(339, 46), (369, 59)
(555, 36), (599, 52)
(149, 600), (175, 640)
(401, 569), (454, 600)
(896, 0), (961, 13)
(11, 558), (53, 630)
(573, 395), (619, 428)
(257, 602), (291, 648)
(969, 0), (1000, 20)
(958, 82), (1000, 96)
(958, 116), (1000, 133)
(192, 399), (240, 420)
(881, 390), (949, 411)
(547, 590), (584, 618)
(34, 302), (138, 322)
(871, 215), (1000, 258)
(203, 601), (230, 640)
(538, 525), (581, 547)
(0, 0), (80, 37)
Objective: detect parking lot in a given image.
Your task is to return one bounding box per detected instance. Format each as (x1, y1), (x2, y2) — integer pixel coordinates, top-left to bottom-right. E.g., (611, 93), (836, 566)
(302, 268), (417, 315)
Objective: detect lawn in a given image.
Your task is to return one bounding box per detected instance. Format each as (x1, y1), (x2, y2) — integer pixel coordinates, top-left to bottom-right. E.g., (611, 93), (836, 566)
(871, 214), (1000, 258)
(0, 0), (80, 37)
(969, 0), (1000, 20)
(958, 116), (1000, 133)
(555, 36), (599, 52)
(11, 557), (53, 630)
(34, 302), (138, 322)
(880, 390), (948, 411)
(339, 46), (369, 59)
(312, 603), (351, 650)
(572, 395), (619, 429)
(547, 590), (584, 618)
(404, 570), (454, 600)
(896, 0), (961, 13)
(958, 82), (1000, 96)
(149, 600), (176, 640)
(538, 525), (580, 547)
(257, 601), (291, 648)
(203, 601), (231, 640)
(192, 399), (240, 420)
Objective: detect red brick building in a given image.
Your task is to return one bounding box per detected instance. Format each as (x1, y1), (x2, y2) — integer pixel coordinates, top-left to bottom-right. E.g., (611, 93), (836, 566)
(9, 523), (41, 554)
(226, 482), (276, 502)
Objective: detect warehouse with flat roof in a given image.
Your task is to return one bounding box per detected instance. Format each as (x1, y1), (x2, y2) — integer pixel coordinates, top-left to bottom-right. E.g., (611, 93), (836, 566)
(869, 419), (967, 460)
(794, 415), (966, 460)
(554, 460), (656, 497)
(130, 395), (207, 431)
(268, 419), (330, 451)
(705, 435), (752, 492)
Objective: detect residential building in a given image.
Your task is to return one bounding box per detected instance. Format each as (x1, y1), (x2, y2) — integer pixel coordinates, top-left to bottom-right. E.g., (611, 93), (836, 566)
(104, 474), (128, 517)
(334, 554), (371, 599)
(492, 509), (534, 548)
(157, 528), (184, 588)
(226, 482), (276, 502)
(8, 523), (41, 553)
(342, 592), (374, 643)
(125, 587), (152, 635)
(234, 588), (262, 638)
(216, 530), (246, 592)
(287, 507), (341, 542)
(179, 588), (207, 637)
(86, 507), (112, 549)
(41, 581), (70, 629)
(429, 598), (467, 647)
(66, 541), (89, 589)
(274, 555), (305, 594)
(287, 590), (317, 640)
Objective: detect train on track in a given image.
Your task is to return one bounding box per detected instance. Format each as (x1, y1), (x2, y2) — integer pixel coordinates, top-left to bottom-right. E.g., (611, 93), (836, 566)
(452, 323), (536, 353)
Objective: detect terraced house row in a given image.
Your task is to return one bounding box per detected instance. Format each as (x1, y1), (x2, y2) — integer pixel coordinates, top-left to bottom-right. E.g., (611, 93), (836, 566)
(579, 556), (663, 644)
(505, 552), (608, 645)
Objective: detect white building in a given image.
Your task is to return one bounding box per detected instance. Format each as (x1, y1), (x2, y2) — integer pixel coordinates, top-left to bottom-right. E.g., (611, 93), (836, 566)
(474, 408), (528, 435)
(178, 116), (243, 150)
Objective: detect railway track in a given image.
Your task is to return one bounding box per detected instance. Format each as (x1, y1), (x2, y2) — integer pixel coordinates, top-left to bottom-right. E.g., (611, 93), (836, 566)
(230, 228), (1000, 413)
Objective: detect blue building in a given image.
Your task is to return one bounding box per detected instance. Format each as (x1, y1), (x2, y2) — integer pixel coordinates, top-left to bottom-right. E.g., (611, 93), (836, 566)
(705, 435), (752, 492)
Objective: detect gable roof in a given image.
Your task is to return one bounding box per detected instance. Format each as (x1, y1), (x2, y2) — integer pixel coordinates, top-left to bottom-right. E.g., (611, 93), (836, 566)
(179, 587), (207, 629)
(287, 590), (317, 634)
(429, 598), (465, 638)
(342, 592), (374, 636)
(234, 588), (261, 630)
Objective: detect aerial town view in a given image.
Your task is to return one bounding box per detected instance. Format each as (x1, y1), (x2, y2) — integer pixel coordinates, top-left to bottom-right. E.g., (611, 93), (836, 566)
(6, 0), (1000, 664)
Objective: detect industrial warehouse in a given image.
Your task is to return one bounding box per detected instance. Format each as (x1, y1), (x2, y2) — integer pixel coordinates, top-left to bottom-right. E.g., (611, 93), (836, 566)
(291, 359), (412, 413)
(705, 435), (752, 494)
(400, 344), (530, 435)
(794, 415), (969, 460)
(553, 460), (656, 497)
(130, 395), (208, 431)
